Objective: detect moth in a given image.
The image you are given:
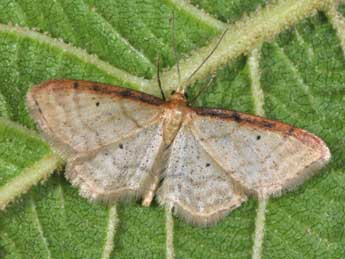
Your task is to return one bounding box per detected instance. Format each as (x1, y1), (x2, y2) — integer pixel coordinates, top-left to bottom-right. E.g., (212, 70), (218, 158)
(26, 79), (330, 226)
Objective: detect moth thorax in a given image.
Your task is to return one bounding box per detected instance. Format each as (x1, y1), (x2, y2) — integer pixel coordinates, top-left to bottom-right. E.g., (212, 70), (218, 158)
(163, 109), (184, 144)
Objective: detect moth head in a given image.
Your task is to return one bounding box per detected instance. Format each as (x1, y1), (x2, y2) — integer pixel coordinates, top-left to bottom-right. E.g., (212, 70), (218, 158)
(170, 90), (187, 105)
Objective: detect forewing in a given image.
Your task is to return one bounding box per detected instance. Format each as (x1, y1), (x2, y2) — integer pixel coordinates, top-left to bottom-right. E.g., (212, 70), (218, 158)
(66, 121), (165, 202)
(157, 123), (247, 226)
(191, 108), (331, 198)
(26, 80), (164, 158)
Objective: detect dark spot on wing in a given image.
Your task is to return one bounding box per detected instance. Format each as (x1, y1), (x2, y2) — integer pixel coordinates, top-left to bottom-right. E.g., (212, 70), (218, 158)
(91, 85), (100, 91)
(34, 99), (43, 114)
(82, 83), (165, 105)
(256, 135), (261, 140)
(120, 89), (131, 97)
(261, 121), (274, 128)
(165, 143), (172, 150)
(288, 127), (294, 135)
(119, 144), (124, 149)
(231, 112), (242, 122)
(193, 107), (299, 137)
(205, 163), (211, 168)
(159, 177), (165, 185)
(96, 101), (100, 107)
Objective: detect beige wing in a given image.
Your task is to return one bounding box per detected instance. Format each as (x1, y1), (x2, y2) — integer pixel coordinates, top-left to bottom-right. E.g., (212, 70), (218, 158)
(66, 120), (166, 202)
(26, 80), (165, 158)
(190, 108), (331, 198)
(157, 122), (247, 227)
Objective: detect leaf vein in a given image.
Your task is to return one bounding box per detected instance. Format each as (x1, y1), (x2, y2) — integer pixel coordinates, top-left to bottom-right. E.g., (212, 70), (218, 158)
(326, 2), (345, 58)
(0, 23), (151, 92)
(274, 42), (318, 113)
(101, 204), (118, 259)
(29, 195), (52, 259)
(278, 204), (341, 250)
(166, 0), (226, 32)
(83, 0), (155, 68)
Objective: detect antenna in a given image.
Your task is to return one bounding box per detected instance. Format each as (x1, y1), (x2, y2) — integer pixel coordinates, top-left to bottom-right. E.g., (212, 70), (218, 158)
(168, 12), (228, 98)
(184, 28), (229, 88)
(156, 55), (166, 101)
(189, 74), (216, 105)
(170, 10), (182, 93)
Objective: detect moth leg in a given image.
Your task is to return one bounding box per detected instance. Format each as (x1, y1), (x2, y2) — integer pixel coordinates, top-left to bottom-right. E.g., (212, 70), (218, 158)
(142, 141), (172, 206)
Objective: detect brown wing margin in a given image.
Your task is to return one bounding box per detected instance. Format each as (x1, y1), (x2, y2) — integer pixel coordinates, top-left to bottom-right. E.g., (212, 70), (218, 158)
(29, 79), (165, 106)
(26, 79), (166, 158)
(191, 106), (331, 198)
(193, 107), (331, 160)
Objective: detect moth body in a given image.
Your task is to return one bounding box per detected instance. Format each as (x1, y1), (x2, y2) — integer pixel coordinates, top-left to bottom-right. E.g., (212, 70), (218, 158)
(162, 93), (187, 145)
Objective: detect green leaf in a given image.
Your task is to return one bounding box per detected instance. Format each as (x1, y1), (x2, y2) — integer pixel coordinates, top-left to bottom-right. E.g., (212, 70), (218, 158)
(0, 118), (62, 210)
(1, 0), (345, 258)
